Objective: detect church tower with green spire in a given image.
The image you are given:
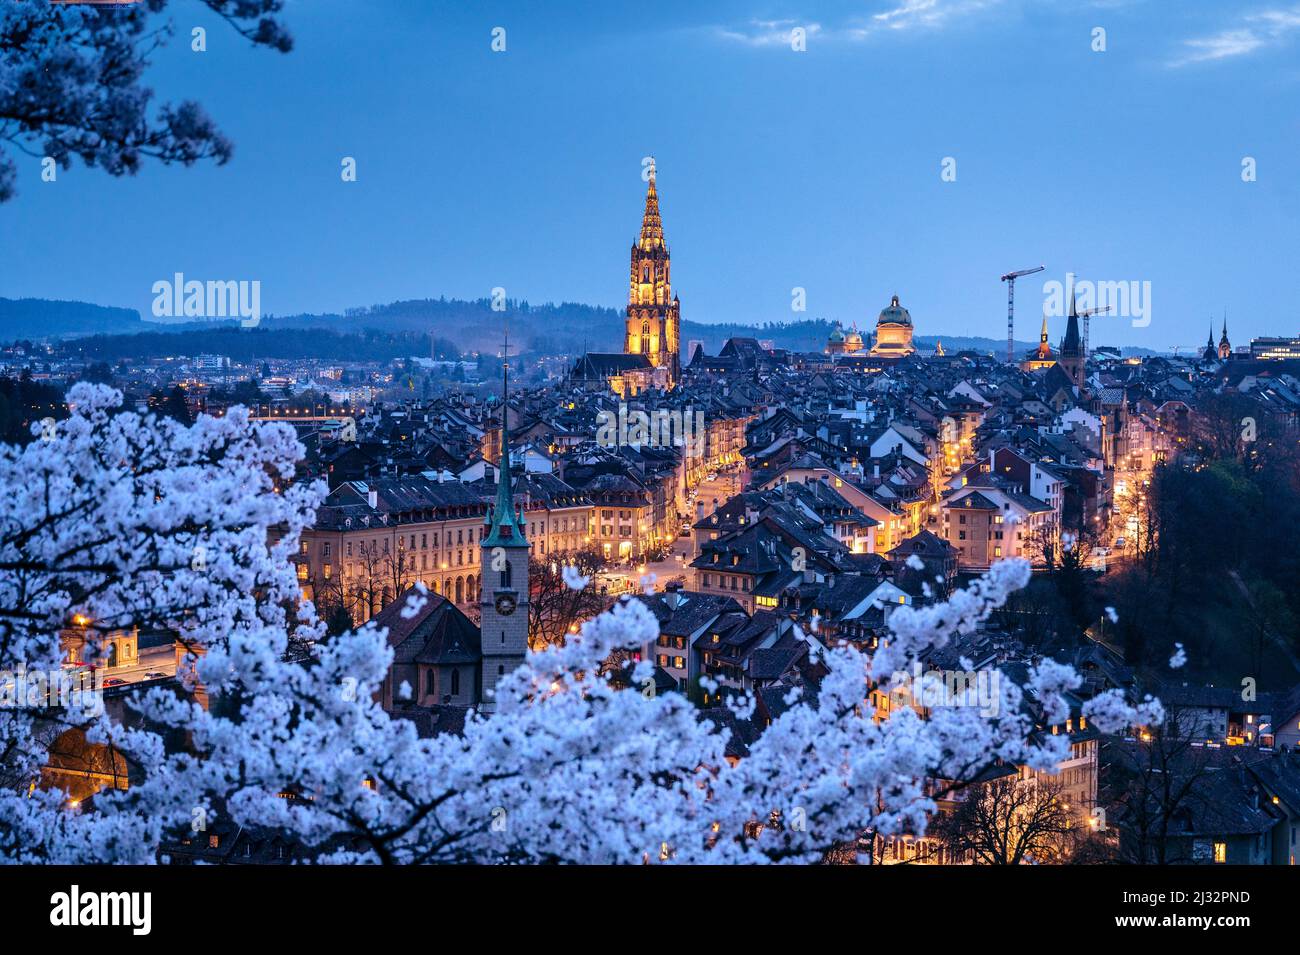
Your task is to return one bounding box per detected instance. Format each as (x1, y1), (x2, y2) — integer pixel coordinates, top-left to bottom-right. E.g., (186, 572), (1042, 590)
(479, 342), (529, 710)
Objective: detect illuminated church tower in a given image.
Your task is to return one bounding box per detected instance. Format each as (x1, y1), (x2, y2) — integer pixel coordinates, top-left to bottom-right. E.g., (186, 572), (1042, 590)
(479, 345), (529, 711)
(624, 161), (680, 386)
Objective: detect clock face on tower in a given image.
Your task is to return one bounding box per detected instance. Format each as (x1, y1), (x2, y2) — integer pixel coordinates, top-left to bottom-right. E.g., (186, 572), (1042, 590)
(494, 592), (517, 617)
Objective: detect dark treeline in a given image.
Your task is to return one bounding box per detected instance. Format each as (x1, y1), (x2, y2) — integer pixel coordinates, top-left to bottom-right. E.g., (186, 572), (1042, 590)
(0, 372), (66, 444)
(55, 328), (461, 364)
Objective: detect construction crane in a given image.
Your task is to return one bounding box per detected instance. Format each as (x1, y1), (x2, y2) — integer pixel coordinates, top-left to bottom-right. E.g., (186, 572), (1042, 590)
(1001, 265), (1045, 365)
(1077, 304), (1111, 362)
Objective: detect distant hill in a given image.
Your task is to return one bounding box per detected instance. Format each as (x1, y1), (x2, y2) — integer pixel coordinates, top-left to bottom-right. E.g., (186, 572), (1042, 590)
(0, 297), (145, 339)
(4, 294), (1154, 358)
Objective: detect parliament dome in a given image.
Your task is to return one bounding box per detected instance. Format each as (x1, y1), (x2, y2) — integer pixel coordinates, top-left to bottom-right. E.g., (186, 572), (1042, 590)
(877, 294), (912, 327)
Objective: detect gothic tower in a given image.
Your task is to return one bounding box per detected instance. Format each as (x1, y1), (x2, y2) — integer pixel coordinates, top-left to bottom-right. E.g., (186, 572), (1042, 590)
(1058, 292), (1085, 390)
(624, 161), (680, 386)
(1218, 315), (1232, 360)
(479, 346), (529, 711)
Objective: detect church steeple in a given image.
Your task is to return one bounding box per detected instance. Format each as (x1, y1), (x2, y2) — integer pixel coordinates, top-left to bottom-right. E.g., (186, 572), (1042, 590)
(1061, 292), (1082, 356)
(624, 158), (680, 387)
(482, 339), (527, 549)
(1057, 292), (1084, 390)
(1034, 312), (1053, 360)
(1218, 311), (1232, 359)
(639, 166), (664, 250)
(479, 333), (531, 711)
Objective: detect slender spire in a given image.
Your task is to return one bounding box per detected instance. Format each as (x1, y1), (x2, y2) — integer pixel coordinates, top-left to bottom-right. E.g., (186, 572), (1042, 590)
(483, 333), (527, 548)
(1061, 291), (1081, 356)
(639, 159), (664, 250)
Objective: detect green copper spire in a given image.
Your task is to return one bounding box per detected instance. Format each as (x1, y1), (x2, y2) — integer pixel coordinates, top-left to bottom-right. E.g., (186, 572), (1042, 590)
(482, 337), (527, 549)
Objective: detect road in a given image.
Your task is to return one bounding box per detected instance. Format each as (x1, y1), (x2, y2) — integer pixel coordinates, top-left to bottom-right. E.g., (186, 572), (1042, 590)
(601, 465), (748, 595)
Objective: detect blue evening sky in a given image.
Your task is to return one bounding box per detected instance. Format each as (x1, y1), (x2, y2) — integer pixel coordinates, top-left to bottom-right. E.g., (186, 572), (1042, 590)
(2, 0), (1298, 349)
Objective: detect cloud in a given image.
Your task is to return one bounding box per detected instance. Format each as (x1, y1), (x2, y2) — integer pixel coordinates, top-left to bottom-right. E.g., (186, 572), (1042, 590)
(713, 19), (823, 47)
(1170, 5), (1300, 66)
(866, 0), (1002, 33)
(713, 0), (1004, 46)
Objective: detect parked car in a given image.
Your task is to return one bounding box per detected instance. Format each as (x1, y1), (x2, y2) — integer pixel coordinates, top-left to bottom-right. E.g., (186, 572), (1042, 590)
(103, 678), (127, 687)
(143, 671), (168, 681)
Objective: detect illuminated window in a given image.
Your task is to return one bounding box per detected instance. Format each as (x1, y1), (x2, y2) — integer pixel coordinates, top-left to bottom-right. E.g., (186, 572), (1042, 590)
(1213, 842), (1227, 863)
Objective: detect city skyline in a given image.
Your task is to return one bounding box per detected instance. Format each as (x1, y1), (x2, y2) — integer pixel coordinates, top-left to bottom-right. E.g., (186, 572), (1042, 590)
(1, 0), (1298, 349)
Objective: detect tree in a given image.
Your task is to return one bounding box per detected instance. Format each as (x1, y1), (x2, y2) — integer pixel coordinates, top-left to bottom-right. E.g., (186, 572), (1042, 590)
(527, 550), (609, 649)
(150, 385), (192, 425)
(1099, 709), (1215, 865)
(0, 385), (1164, 863)
(932, 773), (1076, 864)
(0, 0), (291, 202)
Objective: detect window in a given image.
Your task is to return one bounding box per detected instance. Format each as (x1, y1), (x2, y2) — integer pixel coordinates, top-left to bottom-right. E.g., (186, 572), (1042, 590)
(1213, 842), (1227, 863)
(673, 657), (685, 669)
(425, 669), (436, 696)
(450, 669), (460, 695)
(323, 543), (331, 558)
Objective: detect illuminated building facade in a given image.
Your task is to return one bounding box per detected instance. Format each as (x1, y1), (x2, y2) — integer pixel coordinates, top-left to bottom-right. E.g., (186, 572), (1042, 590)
(1022, 314), (1057, 372)
(624, 163), (680, 387)
(868, 295), (917, 358)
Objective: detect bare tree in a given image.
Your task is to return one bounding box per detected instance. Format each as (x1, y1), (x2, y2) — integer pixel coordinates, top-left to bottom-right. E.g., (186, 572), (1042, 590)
(527, 550), (610, 650)
(931, 773), (1075, 865)
(1099, 709), (1215, 865)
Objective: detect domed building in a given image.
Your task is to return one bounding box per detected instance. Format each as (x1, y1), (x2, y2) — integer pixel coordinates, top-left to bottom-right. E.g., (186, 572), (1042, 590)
(825, 323), (866, 355)
(825, 325), (847, 354)
(868, 294), (916, 357)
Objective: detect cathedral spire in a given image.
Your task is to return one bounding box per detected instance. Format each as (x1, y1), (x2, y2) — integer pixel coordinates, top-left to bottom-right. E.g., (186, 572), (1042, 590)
(639, 160), (664, 250)
(483, 335), (527, 548)
(1061, 291), (1081, 356)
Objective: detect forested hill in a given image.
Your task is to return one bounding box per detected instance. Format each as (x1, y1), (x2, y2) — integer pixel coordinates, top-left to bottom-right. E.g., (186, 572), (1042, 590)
(6, 294), (1133, 359)
(0, 297), (146, 338)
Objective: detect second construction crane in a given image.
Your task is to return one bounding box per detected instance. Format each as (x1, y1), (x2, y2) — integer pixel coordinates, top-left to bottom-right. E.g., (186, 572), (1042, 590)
(1001, 265), (1045, 365)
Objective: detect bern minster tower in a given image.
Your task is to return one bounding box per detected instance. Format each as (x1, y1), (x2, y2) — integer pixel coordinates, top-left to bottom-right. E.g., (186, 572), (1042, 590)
(624, 161), (681, 386)
(479, 345), (529, 711)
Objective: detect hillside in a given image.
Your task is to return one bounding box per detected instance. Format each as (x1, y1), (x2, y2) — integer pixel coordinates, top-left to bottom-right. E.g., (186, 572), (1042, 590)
(0, 297), (146, 339)
(3, 294), (1153, 359)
